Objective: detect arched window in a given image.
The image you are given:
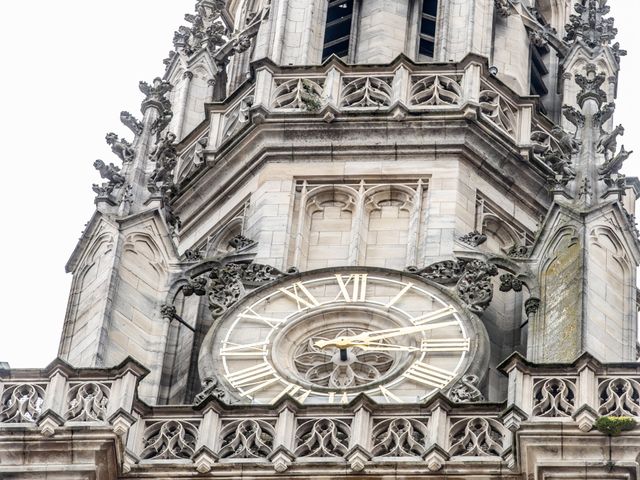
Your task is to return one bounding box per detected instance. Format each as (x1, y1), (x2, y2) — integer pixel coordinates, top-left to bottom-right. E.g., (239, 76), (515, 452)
(418, 0), (439, 59)
(322, 0), (359, 61)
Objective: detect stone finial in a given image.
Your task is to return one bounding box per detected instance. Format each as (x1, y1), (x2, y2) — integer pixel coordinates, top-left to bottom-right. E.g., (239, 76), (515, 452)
(172, 0), (228, 57)
(565, 0), (618, 48)
(139, 78), (173, 129)
(575, 64), (607, 108)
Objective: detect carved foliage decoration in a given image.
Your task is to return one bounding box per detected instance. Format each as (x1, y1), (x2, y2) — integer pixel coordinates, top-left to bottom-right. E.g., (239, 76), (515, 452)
(295, 418), (350, 457)
(410, 75), (462, 106)
(0, 384), (45, 423)
(183, 262), (294, 318)
(448, 375), (484, 403)
(532, 378), (576, 417)
(479, 90), (517, 136)
(456, 260), (499, 313)
(341, 76), (393, 108)
(409, 259), (498, 313)
(408, 260), (467, 285)
(219, 419), (275, 459)
(65, 382), (110, 422)
(140, 420), (199, 460)
(172, 0), (228, 57)
(449, 417), (506, 457)
(273, 78), (324, 111)
(371, 418), (428, 457)
(564, 0), (618, 48)
(459, 231), (487, 247)
(598, 378), (640, 416)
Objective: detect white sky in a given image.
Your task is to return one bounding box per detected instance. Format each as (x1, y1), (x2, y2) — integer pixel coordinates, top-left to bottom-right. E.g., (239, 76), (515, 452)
(0, 1), (639, 368)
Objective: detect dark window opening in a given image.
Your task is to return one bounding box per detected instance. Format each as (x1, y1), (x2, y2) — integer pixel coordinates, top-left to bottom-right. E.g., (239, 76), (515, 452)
(530, 43), (549, 113)
(418, 0), (438, 59)
(322, 0), (355, 61)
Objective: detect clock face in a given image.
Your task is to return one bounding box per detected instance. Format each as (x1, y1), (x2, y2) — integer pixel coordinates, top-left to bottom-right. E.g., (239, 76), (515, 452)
(205, 268), (479, 405)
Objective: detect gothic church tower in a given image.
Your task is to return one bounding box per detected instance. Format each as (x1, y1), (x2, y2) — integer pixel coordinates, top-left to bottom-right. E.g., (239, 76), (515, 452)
(2, 1), (640, 479)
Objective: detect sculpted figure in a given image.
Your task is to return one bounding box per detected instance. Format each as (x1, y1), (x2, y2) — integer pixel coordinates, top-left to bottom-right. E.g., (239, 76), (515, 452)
(93, 159), (125, 186)
(149, 132), (178, 187)
(596, 124), (624, 160)
(551, 126), (581, 154)
(105, 133), (135, 163)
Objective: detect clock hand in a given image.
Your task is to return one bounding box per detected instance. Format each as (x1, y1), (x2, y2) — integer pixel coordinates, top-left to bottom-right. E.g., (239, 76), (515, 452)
(350, 320), (460, 343)
(314, 306), (457, 349)
(357, 342), (421, 352)
(315, 320), (458, 349)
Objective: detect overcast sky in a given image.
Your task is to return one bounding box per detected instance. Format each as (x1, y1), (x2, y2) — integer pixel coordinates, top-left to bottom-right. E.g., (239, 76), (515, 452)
(0, 1), (639, 368)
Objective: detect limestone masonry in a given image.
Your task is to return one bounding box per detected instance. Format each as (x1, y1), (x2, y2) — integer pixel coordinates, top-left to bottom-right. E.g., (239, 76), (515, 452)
(2, 0), (640, 478)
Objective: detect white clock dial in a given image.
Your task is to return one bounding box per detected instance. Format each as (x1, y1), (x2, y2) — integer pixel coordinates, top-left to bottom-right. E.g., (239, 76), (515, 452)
(206, 269), (481, 404)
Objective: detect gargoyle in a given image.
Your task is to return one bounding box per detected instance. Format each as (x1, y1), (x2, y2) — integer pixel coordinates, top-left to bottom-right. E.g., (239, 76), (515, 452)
(105, 133), (135, 163)
(120, 111), (143, 136)
(93, 159), (125, 186)
(596, 124), (624, 160)
(542, 149), (576, 179)
(598, 145), (632, 177)
(562, 105), (585, 131)
(551, 126), (581, 154)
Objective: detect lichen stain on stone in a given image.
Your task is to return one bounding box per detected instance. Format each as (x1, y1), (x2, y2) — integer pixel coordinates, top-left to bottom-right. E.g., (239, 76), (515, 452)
(542, 241), (582, 362)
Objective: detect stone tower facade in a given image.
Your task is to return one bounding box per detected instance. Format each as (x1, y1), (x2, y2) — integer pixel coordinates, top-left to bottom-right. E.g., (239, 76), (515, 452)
(2, 1), (640, 478)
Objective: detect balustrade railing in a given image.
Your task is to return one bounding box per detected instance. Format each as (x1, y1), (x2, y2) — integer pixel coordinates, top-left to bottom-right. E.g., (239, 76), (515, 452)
(2, 353), (636, 473)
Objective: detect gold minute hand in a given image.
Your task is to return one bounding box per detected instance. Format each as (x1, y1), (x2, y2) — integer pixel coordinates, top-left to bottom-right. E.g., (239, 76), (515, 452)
(349, 320), (459, 343)
(314, 306), (457, 349)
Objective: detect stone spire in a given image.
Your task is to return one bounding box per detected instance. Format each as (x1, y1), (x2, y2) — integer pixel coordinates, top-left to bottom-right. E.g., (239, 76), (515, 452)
(525, 0), (640, 363)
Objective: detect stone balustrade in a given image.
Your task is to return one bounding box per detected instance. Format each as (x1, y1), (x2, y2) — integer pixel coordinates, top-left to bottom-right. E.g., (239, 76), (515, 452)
(2, 353), (639, 476)
(194, 54), (540, 157)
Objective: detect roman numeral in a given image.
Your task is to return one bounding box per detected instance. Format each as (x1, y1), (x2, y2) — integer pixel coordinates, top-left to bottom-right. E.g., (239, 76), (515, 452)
(279, 283), (320, 310)
(410, 306), (457, 325)
(403, 362), (455, 389)
(379, 385), (403, 403)
(421, 338), (470, 352)
(221, 341), (269, 357)
(238, 308), (285, 328)
(225, 363), (279, 396)
(385, 282), (414, 308)
(270, 384), (302, 405)
(295, 389), (312, 403)
(335, 274), (367, 302)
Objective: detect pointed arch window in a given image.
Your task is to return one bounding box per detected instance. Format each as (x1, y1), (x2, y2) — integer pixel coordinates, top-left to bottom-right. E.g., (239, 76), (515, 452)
(322, 0), (358, 61)
(418, 0), (439, 58)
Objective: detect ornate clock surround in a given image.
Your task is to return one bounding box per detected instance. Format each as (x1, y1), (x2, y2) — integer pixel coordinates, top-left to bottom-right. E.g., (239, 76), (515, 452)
(199, 266), (491, 405)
